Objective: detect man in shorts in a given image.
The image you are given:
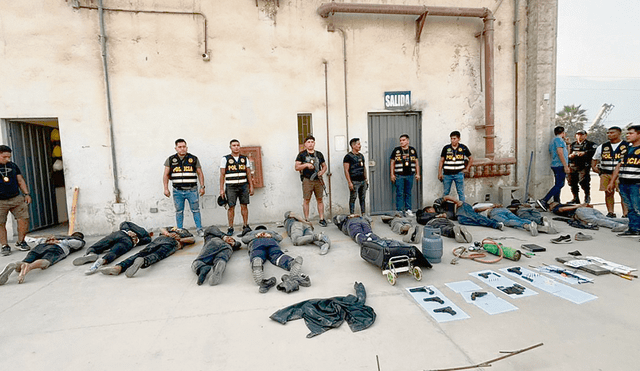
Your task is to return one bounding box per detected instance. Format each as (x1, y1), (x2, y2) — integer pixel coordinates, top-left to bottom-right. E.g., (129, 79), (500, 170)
(0, 232), (85, 285)
(220, 139), (254, 237)
(0, 145), (32, 256)
(295, 136), (328, 226)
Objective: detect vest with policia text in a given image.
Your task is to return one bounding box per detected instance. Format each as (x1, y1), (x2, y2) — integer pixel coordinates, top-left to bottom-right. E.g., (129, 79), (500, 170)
(599, 141), (629, 174)
(441, 144), (471, 175)
(224, 155), (249, 185)
(618, 146), (640, 184)
(169, 153), (198, 189)
(390, 146), (417, 175)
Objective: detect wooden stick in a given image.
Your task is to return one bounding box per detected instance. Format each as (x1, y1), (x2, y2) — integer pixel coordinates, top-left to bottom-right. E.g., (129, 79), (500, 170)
(68, 187), (79, 234)
(428, 342), (543, 371)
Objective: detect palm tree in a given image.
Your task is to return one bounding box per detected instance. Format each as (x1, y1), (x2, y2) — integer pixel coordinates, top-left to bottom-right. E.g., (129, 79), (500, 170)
(555, 104), (588, 137)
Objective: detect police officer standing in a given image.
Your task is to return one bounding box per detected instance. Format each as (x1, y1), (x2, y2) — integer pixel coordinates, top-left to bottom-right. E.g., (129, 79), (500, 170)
(219, 139), (254, 237)
(343, 138), (368, 215)
(390, 134), (420, 216)
(568, 130), (598, 204)
(163, 139), (205, 237)
(0, 145), (32, 256)
(591, 126), (629, 217)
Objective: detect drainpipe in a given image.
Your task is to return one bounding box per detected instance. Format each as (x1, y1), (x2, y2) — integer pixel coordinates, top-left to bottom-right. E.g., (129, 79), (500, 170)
(98, 0), (121, 203)
(327, 26), (349, 142)
(317, 3), (496, 159)
(324, 61), (333, 218)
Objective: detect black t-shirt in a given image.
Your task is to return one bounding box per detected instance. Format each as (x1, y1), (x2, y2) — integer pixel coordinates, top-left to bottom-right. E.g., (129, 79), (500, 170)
(343, 152), (366, 181)
(296, 150), (326, 180)
(0, 162), (22, 200)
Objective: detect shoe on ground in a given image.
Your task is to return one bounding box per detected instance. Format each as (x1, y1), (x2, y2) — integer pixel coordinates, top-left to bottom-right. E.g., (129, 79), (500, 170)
(15, 240), (30, 251)
(0, 262), (18, 285)
(380, 215), (394, 224)
(125, 257), (145, 278)
(73, 253), (98, 266)
(85, 258), (105, 275)
(1, 245), (11, 256)
(536, 199), (548, 212)
(525, 222), (538, 236)
(259, 277), (277, 294)
(99, 266), (121, 276)
(226, 227), (234, 236)
(405, 210), (414, 217)
(612, 224), (628, 233)
(567, 198), (580, 205)
(237, 225), (252, 238)
(497, 222), (505, 231)
(617, 230), (640, 238)
(251, 258), (264, 284)
(453, 225), (465, 243)
(410, 225), (423, 243)
(575, 232), (593, 241)
(318, 219), (328, 227)
(209, 260), (226, 286)
(459, 226), (473, 243)
(197, 228), (204, 237)
(197, 266), (212, 286)
(584, 196), (591, 204)
(551, 234), (572, 244)
(402, 226), (416, 242)
(606, 212), (617, 218)
(319, 242), (330, 255)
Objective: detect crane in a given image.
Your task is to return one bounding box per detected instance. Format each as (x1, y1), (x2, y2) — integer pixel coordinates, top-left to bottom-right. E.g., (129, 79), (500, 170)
(590, 103), (614, 128)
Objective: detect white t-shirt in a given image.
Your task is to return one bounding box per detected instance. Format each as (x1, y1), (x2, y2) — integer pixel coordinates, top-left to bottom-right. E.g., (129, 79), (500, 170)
(220, 155), (252, 169)
(593, 142), (622, 161)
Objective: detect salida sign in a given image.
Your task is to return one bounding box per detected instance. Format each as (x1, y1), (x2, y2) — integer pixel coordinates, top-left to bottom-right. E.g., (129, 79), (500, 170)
(384, 91), (411, 110)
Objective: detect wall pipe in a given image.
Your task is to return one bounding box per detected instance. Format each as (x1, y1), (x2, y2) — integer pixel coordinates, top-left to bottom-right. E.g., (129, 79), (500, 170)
(98, 0), (121, 203)
(323, 61), (333, 218)
(328, 26), (350, 142)
(318, 3), (497, 159)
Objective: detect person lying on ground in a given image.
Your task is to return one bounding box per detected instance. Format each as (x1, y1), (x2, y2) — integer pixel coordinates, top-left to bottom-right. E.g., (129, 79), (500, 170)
(73, 221), (151, 275)
(99, 227), (194, 278)
(284, 211), (331, 255)
(548, 202), (628, 232)
(415, 206), (473, 243)
(0, 232), (85, 285)
(505, 200), (557, 233)
(242, 226), (307, 293)
(192, 225), (241, 286)
(472, 202), (552, 236)
(434, 196), (504, 230)
(380, 213), (423, 243)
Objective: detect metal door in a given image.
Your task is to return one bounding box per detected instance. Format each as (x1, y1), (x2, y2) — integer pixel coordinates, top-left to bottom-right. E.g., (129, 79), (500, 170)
(6, 121), (58, 231)
(368, 112), (422, 214)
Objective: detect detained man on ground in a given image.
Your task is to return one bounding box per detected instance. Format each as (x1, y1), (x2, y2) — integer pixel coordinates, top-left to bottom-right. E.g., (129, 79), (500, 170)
(284, 211), (331, 255)
(192, 225), (241, 286)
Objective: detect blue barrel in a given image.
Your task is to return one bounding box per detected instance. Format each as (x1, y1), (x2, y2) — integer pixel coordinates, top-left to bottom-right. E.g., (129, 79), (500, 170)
(422, 226), (443, 264)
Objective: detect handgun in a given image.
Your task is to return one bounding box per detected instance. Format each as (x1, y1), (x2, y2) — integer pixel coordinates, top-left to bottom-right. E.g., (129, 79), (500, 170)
(410, 286), (434, 295)
(471, 291), (487, 301)
(423, 296), (444, 304)
(507, 267), (522, 275)
(433, 306), (457, 316)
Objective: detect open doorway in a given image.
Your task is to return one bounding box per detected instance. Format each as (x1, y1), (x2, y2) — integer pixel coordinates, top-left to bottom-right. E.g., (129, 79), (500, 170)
(4, 118), (67, 232)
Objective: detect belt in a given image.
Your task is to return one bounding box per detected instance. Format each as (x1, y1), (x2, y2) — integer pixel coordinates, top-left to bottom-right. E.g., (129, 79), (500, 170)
(173, 185), (197, 191)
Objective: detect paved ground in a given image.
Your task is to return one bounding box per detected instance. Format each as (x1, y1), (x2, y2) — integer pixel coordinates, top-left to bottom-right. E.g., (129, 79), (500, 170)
(0, 188), (638, 371)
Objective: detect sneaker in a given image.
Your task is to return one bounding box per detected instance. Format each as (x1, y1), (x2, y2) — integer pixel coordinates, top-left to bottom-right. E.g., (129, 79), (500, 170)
(459, 226), (473, 243)
(85, 258), (105, 275)
(575, 232), (593, 241)
(402, 226), (416, 243)
(125, 257), (145, 278)
(525, 222), (538, 236)
(606, 212), (617, 218)
(1, 245), (11, 256)
(73, 253), (99, 266)
(551, 234), (572, 244)
(405, 210), (414, 217)
(318, 219), (328, 227)
(289, 256), (303, 277)
(226, 227), (234, 236)
(319, 243), (330, 255)
(497, 222), (505, 231)
(15, 240), (30, 251)
(99, 266), (122, 276)
(197, 266), (212, 286)
(411, 225), (423, 243)
(536, 199), (548, 212)
(452, 225), (465, 243)
(584, 195), (591, 204)
(258, 277), (277, 294)
(197, 228), (205, 237)
(289, 273), (311, 287)
(567, 198), (580, 205)
(612, 224), (628, 233)
(237, 225), (252, 238)
(209, 260), (226, 286)
(617, 230), (640, 238)
(0, 262), (18, 285)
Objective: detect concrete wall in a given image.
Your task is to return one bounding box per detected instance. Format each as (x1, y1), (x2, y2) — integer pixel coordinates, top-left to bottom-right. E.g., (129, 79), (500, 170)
(0, 0), (557, 235)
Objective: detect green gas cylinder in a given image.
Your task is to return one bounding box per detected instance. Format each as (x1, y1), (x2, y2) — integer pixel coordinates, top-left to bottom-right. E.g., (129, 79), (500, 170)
(482, 242), (521, 261)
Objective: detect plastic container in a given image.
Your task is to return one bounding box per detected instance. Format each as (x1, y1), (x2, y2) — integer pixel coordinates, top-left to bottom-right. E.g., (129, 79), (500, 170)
(421, 226), (443, 264)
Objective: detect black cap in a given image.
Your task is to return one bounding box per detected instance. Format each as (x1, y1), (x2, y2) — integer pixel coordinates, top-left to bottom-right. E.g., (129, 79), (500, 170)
(217, 195), (227, 207)
(255, 225), (267, 230)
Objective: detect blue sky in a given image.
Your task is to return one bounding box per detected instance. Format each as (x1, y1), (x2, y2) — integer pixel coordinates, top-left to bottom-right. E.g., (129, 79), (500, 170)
(556, 1), (640, 127)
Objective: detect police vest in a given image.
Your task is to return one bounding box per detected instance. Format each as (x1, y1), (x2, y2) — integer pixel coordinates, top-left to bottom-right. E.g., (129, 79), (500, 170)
(442, 144), (469, 174)
(619, 146), (640, 184)
(391, 146), (417, 175)
(599, 141), (628, 174)
(224, 155), (249, 185)
(346, 152), (366, 181)
(168, 153), (198, 189)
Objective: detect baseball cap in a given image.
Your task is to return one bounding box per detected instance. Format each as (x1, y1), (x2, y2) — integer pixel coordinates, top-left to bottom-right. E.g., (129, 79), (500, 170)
(576, 130), (587, 135)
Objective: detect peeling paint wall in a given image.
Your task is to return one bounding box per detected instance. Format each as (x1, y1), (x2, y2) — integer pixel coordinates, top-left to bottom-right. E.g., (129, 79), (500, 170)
(0, 0), (556, 234)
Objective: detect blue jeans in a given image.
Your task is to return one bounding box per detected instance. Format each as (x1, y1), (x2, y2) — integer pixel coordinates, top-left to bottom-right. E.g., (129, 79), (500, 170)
(87, 231), (134, 264)
(489, 208), (528, 230)
(117, 236), (178, 271)
(515, 208), (543, 225)
(443, 172), (465, 201)
(394, 174), (414, 211)
(456, 203), (501, 229)
(191, 226), (233, 274)
(574, 208), (628, 230)
(173, 188), (202, 229)
(542, 166), (566, 203)
(618, 183), (640, 232)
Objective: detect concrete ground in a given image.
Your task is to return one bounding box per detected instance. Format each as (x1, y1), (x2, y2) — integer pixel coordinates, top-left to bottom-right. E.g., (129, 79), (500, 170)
(0, 187), (638, 371)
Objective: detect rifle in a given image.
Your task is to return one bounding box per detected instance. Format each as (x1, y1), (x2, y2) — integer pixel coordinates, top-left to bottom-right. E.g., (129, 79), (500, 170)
(309, 156), (328, 196)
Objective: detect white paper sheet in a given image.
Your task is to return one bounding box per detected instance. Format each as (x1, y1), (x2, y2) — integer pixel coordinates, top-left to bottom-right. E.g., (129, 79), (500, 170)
(406, 285), (470, 323)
